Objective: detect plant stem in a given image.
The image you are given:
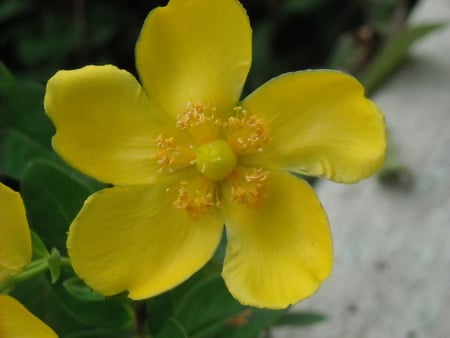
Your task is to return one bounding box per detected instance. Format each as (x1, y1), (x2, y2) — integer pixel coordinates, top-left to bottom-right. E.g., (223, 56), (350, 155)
(14, 259), (49, 283)
(134, 301), (151, 338)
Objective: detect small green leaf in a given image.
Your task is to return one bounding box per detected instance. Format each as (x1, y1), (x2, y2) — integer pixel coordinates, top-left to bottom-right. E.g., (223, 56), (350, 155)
(360, 22), (446, 94)
(63, 277), (105, 302)
(31, 230), (50, 259)
(48, 248), (62, 284)
(275, 311), (327, 327)
(156, 317), (188, 338)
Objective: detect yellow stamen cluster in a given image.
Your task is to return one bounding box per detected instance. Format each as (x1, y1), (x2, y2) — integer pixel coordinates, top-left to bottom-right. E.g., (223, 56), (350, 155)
(229, 167), (270, 208)
(176, 102), (218, 129)
(155, 134), (195, 172)
(176, 102), (220, 143)
(173, 180), (217, 218)
(222, 106), (271, 154)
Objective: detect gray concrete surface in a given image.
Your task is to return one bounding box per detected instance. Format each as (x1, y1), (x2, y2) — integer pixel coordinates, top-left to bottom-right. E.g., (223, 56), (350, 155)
(273, 0), (450, 337)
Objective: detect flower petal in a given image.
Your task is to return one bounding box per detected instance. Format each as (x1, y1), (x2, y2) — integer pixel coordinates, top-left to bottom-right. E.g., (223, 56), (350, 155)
(0, 183), (31, 280)
(67, 175), (223, 299)
(45, 65), (171, 185)
(136, 0), (252, 118)
(222, 171), (332, 309)
(242, 71), (386, 183)
(0, 295), (57, 338)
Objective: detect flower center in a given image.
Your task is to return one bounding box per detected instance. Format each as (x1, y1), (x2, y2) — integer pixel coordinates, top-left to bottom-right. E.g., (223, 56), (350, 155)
(156, 102), (273, 216)
(195, 139), (237, 181)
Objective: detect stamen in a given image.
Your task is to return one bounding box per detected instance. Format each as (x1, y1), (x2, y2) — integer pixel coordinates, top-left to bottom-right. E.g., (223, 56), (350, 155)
(222, 106), (271, 154)
(155, 134), (196, 172)
(229, 167), (270, 208)
(176, 102), (221, 143)
(173, 179), (217, 218)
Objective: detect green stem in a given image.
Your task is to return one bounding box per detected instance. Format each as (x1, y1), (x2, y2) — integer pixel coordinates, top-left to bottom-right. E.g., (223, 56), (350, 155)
(12, 254), (72, 284)
(14, 258), (49, 283)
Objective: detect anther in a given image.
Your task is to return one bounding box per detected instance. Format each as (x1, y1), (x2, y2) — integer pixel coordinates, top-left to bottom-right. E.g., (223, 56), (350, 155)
(155, 134), (196, 172)
(176, 102), (220, 143)
(223, 107), (271, 154)
(229, 167), (270, 208)
(173, 179), (217, 218)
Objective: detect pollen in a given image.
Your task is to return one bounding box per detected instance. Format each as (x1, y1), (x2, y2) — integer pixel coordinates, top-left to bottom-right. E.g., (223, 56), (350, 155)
(222, 106), (271, 154)
(173, 179), (217, 218)
(176, 102), (220, 143)
(229, 167), (270, 208)
(155, 134), (195, 172)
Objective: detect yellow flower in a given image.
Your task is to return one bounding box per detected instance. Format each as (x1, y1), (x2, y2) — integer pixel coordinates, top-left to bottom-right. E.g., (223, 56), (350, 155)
(44, 0), (385, 309)
(0, 183), (57, 337)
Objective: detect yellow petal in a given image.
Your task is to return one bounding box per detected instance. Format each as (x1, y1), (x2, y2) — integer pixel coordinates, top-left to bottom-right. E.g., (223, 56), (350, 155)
(67, 175), (223, 299)
(242, 71), (386, 183)
(45, 65), (171, 185)
(136, 0), (251, 118)
(222, 171), (332, 309)
(0, 183), (31, 280)
(0, 295), (57, 338)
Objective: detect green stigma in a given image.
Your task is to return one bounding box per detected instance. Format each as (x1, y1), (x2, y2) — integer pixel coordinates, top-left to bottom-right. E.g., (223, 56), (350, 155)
(195, 139), (237, 181)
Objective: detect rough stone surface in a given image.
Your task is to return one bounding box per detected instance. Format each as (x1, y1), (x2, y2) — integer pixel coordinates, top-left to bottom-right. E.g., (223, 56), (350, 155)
(273, 0), (450, 337)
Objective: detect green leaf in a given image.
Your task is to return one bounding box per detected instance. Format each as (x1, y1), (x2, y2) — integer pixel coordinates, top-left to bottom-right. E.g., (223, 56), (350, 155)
(31, 230), (50, 259)
(53, 275), (133, 332)
(156, 317), (188, 338)
(11, 273), (133, 336)
(171, 273), (286, 338)
(0, 63), (59, 179)
(63, 277), (105, 302)
(146, 292), (176, 335)
(360, 22), (446, 94)
(274, 311), (327, 327)
(174, 274), (244, 337)
(11, 275), (84, 336)
(0, 62), (54, 147)
(0, 62), (22, 127)
(219, 308), (286, 338)
(0, 128), (60, 180)
(21, 160), (100, 254)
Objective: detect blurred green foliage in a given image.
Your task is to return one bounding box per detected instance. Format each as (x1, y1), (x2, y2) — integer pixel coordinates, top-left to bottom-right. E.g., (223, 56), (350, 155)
(1, 0), (421, 88)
